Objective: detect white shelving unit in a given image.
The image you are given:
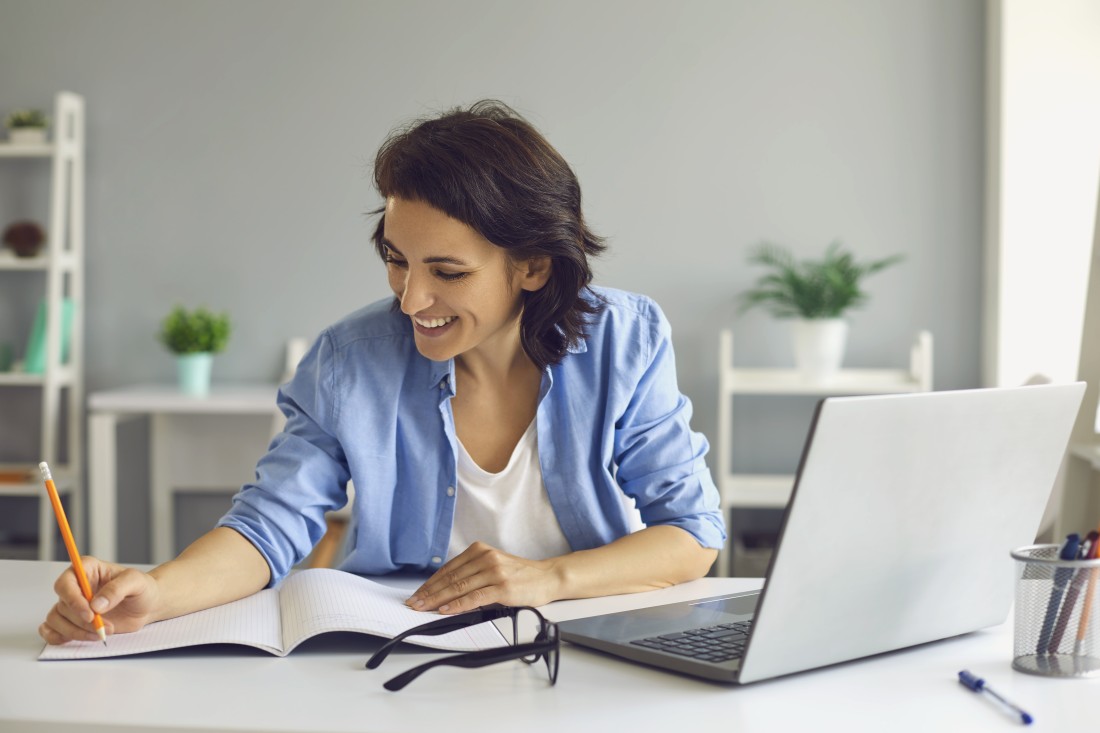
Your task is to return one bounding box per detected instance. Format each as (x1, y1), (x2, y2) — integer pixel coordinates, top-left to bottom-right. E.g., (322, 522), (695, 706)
(715, 328), (933, 576)
(0, 92), (85, 560)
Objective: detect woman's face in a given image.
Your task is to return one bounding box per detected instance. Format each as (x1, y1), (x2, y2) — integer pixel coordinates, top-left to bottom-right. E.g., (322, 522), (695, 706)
(381, 197), (548, 364)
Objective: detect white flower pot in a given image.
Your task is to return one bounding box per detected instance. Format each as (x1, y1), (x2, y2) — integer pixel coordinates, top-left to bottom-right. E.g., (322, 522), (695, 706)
(8, 128), (47, 145)
(177, 352), (214, 396)
(791, 318), (848, 382)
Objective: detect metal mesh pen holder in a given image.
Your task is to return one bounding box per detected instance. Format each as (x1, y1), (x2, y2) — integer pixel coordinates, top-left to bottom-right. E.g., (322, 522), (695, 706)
(1011, 544), (1100, 678)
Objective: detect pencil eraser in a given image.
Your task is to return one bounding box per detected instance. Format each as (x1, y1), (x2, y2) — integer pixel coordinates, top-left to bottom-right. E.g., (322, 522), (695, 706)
(38, 462), (51, 481)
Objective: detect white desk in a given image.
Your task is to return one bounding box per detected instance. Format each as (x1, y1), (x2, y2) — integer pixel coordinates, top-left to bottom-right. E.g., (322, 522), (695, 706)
(3, 560), (1098, 732)
(88, 384), (280, 563)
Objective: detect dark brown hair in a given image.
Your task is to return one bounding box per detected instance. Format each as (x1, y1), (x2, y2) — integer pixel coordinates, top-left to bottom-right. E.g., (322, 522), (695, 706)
(371, 100), (606, 369)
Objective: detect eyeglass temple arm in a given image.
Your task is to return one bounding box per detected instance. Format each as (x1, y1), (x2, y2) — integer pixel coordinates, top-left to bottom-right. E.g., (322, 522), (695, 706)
(381, 641), (554, 692)
(365, 607), (510, 669)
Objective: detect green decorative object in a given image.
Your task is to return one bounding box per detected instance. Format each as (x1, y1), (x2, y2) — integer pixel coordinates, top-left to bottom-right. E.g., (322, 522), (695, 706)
(738, 241), (904, 320)
(24, 298), (74, 374)
(5, 109), (49, 145)
(4, 109), (49, 129)
(158, 305), (231, 395)
(176, 352), (214, 396)
(158, 306), (231, 355)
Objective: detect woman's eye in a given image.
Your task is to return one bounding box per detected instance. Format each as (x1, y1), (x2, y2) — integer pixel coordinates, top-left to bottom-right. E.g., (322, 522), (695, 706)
(435, 270), (467, 282)
(384, 254), (407, 268)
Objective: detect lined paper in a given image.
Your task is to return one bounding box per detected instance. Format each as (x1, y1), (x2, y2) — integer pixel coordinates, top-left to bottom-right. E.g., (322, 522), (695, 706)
(280, 569), (506, 652)
(39, 588), (282, 659)
(39, 569), (506, 660)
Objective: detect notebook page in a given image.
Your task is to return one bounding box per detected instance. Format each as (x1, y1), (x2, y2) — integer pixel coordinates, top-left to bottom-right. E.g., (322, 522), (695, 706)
(279, 569), (507, 653)
(39, 587), (284, 660)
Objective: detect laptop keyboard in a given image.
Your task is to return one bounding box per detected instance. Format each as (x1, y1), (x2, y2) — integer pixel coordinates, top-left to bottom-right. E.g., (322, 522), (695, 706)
(629, 620), (753, 663)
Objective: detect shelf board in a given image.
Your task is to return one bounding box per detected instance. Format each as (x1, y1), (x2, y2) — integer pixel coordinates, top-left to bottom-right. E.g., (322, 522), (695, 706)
(725, 368), (922, 395)
(0, 367), (75, 387)
(0, 462), (74, 497)
(0, 251), (48, 270)
(0, 250), (79, 271)
(719, 474), (794, 509)
(0, 142), (53, 158)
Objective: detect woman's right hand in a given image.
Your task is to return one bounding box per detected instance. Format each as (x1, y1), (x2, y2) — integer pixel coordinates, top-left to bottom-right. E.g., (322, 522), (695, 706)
(39, 557), (161, 644)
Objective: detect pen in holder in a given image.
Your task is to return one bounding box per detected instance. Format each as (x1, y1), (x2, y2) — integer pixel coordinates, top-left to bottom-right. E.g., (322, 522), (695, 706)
(1011, 544), (1100, 678)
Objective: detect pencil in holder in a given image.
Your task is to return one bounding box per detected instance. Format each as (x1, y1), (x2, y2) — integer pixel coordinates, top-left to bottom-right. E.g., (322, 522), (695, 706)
(1010, 544), (1100, 678)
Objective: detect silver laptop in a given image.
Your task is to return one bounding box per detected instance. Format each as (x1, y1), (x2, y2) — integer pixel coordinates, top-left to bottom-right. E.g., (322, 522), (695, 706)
(559, 383), (1085, 683)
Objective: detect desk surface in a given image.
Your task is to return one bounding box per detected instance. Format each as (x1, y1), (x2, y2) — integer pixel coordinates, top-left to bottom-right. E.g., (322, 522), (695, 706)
(88, 383), (279, 414)
(3, 560), (1097, 733)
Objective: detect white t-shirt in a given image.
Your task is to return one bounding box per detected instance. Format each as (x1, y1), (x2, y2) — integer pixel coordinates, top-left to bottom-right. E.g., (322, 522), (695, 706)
(447, 420), (573, 562)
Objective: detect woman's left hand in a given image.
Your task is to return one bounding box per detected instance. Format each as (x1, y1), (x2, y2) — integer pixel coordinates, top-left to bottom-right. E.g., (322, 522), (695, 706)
(406, 541), (563, 614)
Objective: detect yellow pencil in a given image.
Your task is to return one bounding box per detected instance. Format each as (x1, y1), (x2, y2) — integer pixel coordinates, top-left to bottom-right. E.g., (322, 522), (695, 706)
(1076, 527), (1100, 656)
(39, 461), (106, 645)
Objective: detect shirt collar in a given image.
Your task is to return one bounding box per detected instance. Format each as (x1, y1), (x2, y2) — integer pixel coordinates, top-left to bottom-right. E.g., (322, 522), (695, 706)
(426, 359), (456, 395)
(422, 333), (587, 392)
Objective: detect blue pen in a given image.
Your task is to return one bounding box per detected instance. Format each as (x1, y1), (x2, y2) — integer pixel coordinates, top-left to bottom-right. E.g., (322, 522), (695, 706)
(958, 670), (1034, 725)
(1049, 533), (1095, 653)
(1036, 533), (1080, 655)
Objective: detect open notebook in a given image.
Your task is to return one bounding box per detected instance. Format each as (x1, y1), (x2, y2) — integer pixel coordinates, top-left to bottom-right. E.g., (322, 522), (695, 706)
(39, 568), (506, 660)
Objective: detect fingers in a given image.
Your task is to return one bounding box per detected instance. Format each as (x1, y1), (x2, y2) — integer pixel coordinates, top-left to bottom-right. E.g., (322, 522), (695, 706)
(408, 542), (553, 614)
(40, 602), (104, 644)
(40, 560), (155, 644)
(51, 557), (106, 625)
(91, 567), (148, 616)
(408, 543), (491, 612)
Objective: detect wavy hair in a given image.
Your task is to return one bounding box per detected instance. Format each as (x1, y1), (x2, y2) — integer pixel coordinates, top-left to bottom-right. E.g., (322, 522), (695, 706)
(370, 100), (606, 370)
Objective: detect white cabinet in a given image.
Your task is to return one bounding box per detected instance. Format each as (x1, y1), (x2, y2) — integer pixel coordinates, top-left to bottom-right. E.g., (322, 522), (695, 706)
(715, 328), (933, 575)
(0, 92), (85, 560)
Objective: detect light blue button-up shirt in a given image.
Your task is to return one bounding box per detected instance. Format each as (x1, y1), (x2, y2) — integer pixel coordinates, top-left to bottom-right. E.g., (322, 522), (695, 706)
(218, 286), (726, 585)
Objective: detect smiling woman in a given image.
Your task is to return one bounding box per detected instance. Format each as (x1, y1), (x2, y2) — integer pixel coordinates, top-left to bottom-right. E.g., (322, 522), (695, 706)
(39, 100), (725, 648)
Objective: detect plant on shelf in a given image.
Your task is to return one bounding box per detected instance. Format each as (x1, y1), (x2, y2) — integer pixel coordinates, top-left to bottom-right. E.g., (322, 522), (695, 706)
(5, 109), (48, 128)
(737, 241), (904, 381)
(738, 241), (903, 319)
(158, 306), (231, 396)
(4, 109), (49, 145)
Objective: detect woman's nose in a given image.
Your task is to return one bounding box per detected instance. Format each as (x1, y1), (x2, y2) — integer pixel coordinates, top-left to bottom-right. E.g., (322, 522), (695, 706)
(398, 270), (433, 315)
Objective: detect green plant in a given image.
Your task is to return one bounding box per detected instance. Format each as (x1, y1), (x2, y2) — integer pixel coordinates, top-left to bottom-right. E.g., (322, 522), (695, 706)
(4, 109), (48, 129)
(738, 241), (904, 319)
(158, 306), (231, 354)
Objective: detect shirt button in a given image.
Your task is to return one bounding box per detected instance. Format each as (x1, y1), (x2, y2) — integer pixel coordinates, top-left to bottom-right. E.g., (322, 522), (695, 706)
(439, 378), (447, 390)
(446, 486), (455, 497)
(431, 556), (443, 565)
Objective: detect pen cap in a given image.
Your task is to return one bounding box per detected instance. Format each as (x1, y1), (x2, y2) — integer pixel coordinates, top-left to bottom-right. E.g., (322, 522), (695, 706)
(1010, 544), (1100, 678)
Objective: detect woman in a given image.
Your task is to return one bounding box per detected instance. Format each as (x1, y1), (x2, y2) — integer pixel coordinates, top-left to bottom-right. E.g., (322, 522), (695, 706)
(40, 101), (724, 644)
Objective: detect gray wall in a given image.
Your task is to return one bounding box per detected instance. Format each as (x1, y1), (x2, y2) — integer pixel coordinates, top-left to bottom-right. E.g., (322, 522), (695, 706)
(0, 0), (984, 561)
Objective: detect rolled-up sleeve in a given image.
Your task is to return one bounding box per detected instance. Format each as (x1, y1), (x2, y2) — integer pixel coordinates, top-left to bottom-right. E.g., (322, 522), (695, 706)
(613, 301), (726, 550)
(218, 331), (352, 584)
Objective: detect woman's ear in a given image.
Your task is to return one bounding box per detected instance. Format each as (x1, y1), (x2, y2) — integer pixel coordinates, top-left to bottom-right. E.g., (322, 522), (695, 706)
(519, 256), (552, 292)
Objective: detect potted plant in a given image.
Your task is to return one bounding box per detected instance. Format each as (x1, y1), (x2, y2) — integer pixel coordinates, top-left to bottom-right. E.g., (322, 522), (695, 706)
(738, 241), (904, 381)
(4, 109), (49, 145)
(158, 306), (231, 396)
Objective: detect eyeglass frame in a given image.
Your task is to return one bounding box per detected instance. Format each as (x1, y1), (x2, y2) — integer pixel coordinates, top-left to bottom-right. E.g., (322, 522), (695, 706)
(364, 605), (560, 691)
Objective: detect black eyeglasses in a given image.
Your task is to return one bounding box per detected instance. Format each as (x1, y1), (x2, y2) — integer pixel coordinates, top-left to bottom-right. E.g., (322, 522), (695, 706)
(365, 605), (560, 691)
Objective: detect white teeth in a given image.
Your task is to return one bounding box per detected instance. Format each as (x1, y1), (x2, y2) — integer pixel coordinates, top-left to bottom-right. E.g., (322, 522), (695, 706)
(414, 316), (456, 329)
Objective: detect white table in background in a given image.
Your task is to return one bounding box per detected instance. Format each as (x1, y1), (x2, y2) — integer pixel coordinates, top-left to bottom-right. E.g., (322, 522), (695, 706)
(88, 384), (279, 563)
(3, 560), (1099, 732)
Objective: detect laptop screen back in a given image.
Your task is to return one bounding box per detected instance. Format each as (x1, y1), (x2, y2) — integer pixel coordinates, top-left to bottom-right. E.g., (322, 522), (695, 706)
(738, 383), (1084, 683)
